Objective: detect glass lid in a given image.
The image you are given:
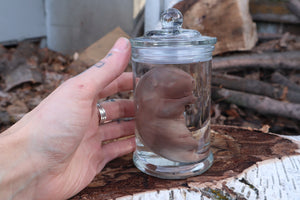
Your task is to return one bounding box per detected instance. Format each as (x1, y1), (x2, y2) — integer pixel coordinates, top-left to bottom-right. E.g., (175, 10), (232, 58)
(131, 8), (217, 47)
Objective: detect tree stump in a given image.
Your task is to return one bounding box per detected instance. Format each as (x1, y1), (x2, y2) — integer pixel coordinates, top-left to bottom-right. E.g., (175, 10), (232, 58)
(70, 125), (300, 200)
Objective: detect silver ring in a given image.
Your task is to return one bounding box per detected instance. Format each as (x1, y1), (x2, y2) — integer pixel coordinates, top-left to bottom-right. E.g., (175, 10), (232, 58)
(97, 103), (107, 125)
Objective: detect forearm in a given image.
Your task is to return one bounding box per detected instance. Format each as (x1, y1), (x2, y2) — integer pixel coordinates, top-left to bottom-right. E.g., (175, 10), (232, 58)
(0, 124), (43, 200)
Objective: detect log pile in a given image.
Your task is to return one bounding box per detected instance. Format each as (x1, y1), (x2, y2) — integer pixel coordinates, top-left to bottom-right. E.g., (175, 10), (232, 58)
(211, 33), (300, 132)
(172, 0), (300, 134)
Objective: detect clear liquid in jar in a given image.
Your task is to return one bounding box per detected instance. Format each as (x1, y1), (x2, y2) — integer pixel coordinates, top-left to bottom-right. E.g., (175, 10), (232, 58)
(132, 61), (212, 166)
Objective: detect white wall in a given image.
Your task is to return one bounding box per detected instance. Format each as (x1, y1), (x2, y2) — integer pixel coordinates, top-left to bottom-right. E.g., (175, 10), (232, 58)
(0, 0), (145, 54)
(0, 0), (46, 44)
(46, 0), (143, 54)
(145, 0), (182, 32)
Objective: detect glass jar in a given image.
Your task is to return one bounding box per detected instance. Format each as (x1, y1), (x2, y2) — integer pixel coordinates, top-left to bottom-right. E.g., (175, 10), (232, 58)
(130, 8), (217, 179)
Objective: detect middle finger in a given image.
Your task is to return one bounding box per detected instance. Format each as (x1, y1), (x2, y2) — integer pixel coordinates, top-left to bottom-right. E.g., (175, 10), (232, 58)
(98, 99), (135, 122)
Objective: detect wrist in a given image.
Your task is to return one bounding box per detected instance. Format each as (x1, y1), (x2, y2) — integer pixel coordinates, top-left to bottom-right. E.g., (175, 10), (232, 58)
(0, 122), (45, 199)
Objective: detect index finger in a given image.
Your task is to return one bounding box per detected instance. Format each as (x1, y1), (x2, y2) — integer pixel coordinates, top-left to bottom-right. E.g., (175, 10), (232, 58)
(74, 37), (131, 98)
(98, 72), (133, 98)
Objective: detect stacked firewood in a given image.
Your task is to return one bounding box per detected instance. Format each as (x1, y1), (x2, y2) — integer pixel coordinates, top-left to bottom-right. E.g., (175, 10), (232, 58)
(212, 33), (300, 121)
(174, 0), (300, 134)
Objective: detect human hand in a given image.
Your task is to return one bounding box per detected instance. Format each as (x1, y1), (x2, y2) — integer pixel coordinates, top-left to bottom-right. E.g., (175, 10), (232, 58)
(1, 37), (135, 200)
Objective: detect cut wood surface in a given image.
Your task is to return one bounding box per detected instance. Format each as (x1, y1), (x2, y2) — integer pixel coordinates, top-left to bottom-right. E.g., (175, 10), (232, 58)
(173, 0), (258, 55)
(68, 27), (130, 75)
(76, 27), (129, 67)
(70, 125), (300, 200)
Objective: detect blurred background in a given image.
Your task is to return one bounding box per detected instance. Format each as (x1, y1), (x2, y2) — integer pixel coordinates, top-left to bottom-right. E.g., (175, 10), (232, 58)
(0, 0), (299, 135)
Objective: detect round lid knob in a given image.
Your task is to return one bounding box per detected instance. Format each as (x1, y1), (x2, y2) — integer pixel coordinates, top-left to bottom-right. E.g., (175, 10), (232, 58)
(130, 7), (217, 55)
(161, 8), (183, 29)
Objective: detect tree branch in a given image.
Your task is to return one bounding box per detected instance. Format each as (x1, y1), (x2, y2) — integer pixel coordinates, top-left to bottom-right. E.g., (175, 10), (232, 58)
(212, 87), (300, 120)
(213, 51), (300, 72)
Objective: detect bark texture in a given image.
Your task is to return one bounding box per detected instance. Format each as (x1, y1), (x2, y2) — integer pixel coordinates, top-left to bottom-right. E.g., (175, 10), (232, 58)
(212, 87), (300, 120)
(212, 51), (300, 72)
(71, 125), (300, 200)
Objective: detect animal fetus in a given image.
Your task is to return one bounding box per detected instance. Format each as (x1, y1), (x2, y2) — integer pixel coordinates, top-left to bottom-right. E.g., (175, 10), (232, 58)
(135, 67), (202, 163)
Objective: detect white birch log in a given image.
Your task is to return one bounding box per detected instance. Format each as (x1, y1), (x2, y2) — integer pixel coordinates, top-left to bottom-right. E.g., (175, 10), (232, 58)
(115, 154), (300, 200)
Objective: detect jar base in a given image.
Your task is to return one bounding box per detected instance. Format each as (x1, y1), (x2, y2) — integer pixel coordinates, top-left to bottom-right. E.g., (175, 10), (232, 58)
(133, 151), (213, 179)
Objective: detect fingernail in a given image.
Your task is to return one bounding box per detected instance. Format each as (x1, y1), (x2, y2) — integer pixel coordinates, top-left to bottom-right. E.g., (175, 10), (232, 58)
(112, 37), (129, 52)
